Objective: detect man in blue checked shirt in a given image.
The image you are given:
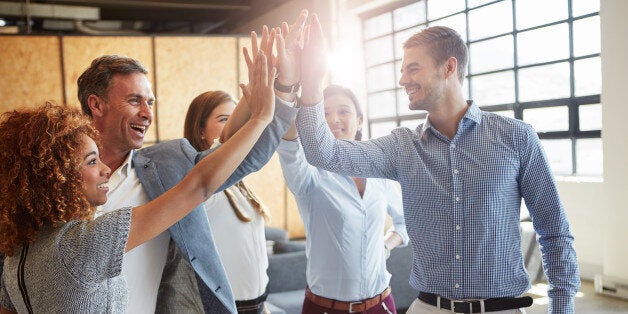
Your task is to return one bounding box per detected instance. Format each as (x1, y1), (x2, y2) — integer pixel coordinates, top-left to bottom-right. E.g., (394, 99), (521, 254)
(293, 16), (579, 314)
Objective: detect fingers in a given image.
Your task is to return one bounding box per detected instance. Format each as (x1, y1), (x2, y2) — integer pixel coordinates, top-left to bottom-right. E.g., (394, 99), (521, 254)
(291, 9), (308, 34)
(309, 14), (324, 45)
(275, 31), (286, 62)
(268, 66), (278, 87)
(240, 83), (251, 102)
(243, 46), (253, 70)
(258, 51), (268, 87)
(260, 25), (269, 54)
(281, 22), (289, 38)
(250, 31), (259, 56)
(250, 50), (267, 90)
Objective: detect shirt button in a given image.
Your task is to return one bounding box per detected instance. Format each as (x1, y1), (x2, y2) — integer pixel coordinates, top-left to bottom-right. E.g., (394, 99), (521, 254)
(455, 197), (460, 202)
(454, 283), (460, 288)
(456, 254), (461, 260)
(456, 225), (461, 230)
(451, 144), (456, 149)
(453, 169), (459, 174)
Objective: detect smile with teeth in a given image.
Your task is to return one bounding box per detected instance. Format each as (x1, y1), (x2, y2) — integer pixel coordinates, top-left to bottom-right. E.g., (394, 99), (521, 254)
(405, 86), (419, 95)
(97, 183), (109, 190)
(130, 124), (147, 134)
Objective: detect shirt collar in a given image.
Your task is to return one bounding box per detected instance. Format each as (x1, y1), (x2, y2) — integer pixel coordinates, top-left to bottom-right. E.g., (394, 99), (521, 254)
(421, 100), (482, 134)
(464, 100), (483, 125)
(117, 150), (135, 177)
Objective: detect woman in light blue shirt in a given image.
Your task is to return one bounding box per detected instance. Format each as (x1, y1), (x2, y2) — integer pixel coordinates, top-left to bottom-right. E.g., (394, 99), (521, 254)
(277, 85), (409, 314)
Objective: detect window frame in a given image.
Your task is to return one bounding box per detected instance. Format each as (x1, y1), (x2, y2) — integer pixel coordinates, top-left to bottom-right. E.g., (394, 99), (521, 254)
(360, 0), (601, 176)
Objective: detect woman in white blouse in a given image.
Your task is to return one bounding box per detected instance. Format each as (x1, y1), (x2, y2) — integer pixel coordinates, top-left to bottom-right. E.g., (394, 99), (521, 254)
(277, 85), (409, 314)
(183, 91), (271, 314)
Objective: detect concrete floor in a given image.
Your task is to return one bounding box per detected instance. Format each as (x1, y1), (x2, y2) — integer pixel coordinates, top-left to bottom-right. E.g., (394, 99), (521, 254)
(526, 280), (628, 313)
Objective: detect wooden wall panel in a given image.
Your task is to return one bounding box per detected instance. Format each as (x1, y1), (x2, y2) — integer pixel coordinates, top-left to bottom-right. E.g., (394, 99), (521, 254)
(1, 34), (303, 238)
(0, 36), (63, 113)
(244, 155), (286, 232)
(285, 190), (305, 238)
(154, 36), (238, 140)
(61, 36), (156, 142)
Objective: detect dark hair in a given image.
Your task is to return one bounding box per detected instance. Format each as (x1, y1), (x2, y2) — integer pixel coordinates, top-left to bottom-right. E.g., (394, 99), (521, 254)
(183, 91), (235, 151)
(403, 26), (468, 83)
(0, 102), (100, 256)
(323, 84), (364, 141)
(77, 55), (148, 117)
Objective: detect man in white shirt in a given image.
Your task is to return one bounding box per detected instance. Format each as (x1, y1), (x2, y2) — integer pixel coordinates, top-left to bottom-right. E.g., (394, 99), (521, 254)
(77, 52), (297, 313)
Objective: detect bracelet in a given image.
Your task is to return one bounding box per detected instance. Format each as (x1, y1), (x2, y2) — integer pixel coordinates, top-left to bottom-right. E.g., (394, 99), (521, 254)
(274, 75), (301, 93)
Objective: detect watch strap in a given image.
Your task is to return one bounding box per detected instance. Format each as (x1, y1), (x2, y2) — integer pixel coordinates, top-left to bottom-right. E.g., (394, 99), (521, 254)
(274, 78), (301, 93)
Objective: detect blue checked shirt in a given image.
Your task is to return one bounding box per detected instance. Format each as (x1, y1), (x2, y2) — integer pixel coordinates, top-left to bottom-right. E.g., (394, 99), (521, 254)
(296, 100), (580, 313)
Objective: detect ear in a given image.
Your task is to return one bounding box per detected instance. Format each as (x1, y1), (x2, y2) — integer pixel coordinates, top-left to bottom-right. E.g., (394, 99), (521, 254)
(87, 94), (105, 117)
(443, 56), (458, 80)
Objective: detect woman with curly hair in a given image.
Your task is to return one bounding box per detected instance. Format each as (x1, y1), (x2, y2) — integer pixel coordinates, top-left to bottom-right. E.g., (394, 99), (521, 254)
(0, 52), (275, 313)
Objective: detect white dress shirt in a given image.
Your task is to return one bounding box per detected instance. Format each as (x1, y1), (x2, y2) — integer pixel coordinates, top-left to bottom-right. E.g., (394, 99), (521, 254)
(203, 139), (268, 301)
(277, 139), (409, 302)
(203, 187), (269, 301)
(96, 151), (170, 314)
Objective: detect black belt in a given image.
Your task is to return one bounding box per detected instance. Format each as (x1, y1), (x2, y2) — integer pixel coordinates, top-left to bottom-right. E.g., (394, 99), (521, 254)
(418, 292), (533, 313)
(236, 293), (267, 311)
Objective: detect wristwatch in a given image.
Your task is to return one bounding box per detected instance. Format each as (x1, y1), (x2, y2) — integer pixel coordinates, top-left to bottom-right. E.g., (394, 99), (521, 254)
(274, 76), (301, 94)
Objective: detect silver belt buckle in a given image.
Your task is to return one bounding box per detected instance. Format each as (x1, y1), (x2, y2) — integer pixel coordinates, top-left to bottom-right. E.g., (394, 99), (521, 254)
(450, 299), (469, 313)
(348, 301), (363, 313)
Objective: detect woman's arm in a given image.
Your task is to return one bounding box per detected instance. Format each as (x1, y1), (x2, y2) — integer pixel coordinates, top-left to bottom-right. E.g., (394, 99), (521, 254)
(126, 52), (276, 252)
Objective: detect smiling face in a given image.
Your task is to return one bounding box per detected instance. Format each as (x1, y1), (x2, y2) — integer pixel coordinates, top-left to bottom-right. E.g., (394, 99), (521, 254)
(77, 134), (111, 207)
(201, 101), (236, 147)
(94, 72), (155, 154)
(324, 94), (363, 141)
(398, 45), (448, 112)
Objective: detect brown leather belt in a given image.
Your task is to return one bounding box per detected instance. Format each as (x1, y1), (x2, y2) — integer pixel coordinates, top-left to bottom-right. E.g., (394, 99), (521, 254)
(305, 286), (391, 313)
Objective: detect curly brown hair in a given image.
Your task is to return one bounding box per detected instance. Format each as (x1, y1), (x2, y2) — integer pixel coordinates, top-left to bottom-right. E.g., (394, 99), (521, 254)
(0, 102), (100, 256)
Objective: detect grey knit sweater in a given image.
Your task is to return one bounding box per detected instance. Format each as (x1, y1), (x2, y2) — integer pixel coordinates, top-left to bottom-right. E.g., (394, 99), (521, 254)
(1, 207), (132, 313)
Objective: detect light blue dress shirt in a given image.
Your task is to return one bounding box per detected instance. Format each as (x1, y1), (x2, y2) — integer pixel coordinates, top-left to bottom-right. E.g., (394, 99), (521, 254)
(296, 101), (579, 313)
(277, 139), (409, 302)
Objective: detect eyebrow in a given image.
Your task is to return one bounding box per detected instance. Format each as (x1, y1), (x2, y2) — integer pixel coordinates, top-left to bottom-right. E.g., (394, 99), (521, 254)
(127, 93), (156, 102)
(401, 62), (419, 73)
(83, 151), (97, 160)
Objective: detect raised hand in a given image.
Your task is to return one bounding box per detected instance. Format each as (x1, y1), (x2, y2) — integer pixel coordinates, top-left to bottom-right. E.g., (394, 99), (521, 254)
(275, 9), (309, 87)
(244, 25), (276, 85)
(300, 13), (328, 106)
(244, 51), (276, 124)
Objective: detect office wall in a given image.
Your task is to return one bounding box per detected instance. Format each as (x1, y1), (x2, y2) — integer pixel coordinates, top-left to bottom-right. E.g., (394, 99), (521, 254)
(0, 34), (304, 238)
(599, 0), (628, 280)
(0, 36), (63, 112)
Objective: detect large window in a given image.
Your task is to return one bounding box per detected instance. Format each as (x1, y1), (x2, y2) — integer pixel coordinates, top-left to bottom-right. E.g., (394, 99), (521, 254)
(361, 0), (601, 176)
